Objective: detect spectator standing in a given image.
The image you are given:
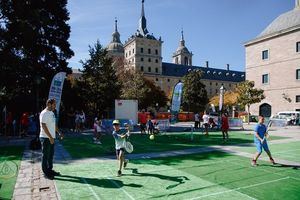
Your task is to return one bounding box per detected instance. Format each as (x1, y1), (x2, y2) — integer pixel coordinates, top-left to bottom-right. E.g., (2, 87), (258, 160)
(194, 112), (200, 129)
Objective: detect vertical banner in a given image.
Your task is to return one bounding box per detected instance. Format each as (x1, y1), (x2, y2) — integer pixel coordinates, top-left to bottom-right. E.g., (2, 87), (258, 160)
(48, 72), (66, 116)
(219, 86), (224, 111)
(170, 82), (183, 123)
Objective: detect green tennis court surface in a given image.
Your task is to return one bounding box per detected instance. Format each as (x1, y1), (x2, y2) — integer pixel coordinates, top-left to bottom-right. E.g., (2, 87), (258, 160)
(236, 141), (300, 163)
(55, 151), (300, 200)
(61, 132), (284, 159)
(0, 146), (24, 200)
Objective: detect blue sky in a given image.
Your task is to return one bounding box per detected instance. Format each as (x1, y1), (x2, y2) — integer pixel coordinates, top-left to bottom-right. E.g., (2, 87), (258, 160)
(67, 0), (294, 71)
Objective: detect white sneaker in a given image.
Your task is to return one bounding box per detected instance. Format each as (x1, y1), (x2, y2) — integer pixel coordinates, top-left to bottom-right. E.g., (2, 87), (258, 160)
(96, 141), (102, 144)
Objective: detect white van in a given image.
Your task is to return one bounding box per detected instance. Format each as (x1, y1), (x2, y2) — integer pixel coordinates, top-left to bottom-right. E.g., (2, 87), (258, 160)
(277, 111), (300, 125)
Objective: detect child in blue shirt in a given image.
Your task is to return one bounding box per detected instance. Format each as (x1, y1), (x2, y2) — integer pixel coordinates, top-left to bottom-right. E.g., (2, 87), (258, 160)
(251, 115), (275, 166)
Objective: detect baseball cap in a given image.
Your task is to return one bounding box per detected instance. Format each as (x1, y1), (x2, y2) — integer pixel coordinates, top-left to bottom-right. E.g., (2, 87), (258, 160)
(112, 120), (120, 125)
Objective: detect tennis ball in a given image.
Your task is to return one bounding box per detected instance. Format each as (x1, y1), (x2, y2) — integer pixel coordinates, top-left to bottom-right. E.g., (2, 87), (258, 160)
(149, 134), (155, 140)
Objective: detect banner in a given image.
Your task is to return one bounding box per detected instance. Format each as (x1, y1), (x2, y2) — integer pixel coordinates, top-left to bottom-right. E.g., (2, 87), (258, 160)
(170, 82), (183, 124)
(171, 82), (183, 112)
(219, 86), (224, 111)
(48, 72), (66, 116)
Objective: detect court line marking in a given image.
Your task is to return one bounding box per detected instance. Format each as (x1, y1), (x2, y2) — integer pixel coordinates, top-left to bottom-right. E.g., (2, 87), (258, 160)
(108, 169), (135, 200)
(81, 177), (101, 200)
(188, 177), (289, 200)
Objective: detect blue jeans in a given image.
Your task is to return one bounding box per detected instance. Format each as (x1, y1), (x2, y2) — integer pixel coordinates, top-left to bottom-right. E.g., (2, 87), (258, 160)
(40, 137), (54, 175)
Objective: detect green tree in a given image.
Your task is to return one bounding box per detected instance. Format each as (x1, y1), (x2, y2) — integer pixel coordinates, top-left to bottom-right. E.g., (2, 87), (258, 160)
(0, 0), (73, 110)
(236, 80), (265, 124)
(142, 79), (168, 109)
(182, 70), (208, 112)
(119, 69), (149, 109)
(80, 41), (121, 115)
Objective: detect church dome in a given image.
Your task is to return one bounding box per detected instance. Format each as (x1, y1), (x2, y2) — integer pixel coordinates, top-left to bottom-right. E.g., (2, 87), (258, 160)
(107, 19), (124, 53)
(107, 42), (124, 52)
(257, 6), (300, 38)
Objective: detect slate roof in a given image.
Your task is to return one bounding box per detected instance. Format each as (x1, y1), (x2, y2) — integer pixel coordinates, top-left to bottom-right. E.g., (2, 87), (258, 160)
(161, 62), (245, 82)
(257, 7), (300, 39)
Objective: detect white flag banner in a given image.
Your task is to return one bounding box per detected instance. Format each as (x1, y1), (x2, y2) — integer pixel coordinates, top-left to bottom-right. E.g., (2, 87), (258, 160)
(219, 90), (224, 111)
(48, 72), (66, 115)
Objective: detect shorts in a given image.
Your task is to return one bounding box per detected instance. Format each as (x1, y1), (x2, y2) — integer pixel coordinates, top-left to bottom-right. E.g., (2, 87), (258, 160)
(116, 148), (125, 159)
(255, 140), (270, 154)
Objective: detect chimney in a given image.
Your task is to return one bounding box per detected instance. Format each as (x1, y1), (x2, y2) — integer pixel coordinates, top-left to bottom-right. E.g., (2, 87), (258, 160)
(226, 64), (230, 71)
(205, 61), (209, 68)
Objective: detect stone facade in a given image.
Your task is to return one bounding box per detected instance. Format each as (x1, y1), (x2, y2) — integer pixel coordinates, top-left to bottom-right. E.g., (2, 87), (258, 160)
(245, 3), (300, 116)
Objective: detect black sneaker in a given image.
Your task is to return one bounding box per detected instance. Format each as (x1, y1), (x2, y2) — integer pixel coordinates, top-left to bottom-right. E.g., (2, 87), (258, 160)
(44, 173), (54, 180)
(117, 170), (122, 177)
(124, 159), (129, 168)
(50, 170), (61, 176)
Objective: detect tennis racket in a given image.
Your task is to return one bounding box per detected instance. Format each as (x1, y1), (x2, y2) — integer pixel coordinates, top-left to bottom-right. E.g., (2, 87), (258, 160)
(261, 118), (287, 143)
(261, 120), (272, 143)
(124, 130), (133, 153)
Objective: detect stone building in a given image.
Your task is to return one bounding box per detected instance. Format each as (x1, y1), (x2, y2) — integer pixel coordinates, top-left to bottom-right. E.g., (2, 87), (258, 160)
(121, 0), (245, 98)
(245, 0), (300, 116)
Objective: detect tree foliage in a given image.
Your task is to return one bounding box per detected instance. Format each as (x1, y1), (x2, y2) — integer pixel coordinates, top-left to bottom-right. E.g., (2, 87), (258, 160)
(118, 66), (167, 110)
(0, 0), (73, 110)
(209, 90), (239, 107)
(182, 70), (208, 112)
(236, 80), (265, 122)
(79, 41), (121, 115)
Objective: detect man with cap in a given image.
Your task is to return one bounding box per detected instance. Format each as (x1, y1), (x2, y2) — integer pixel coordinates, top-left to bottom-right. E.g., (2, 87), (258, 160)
(112, 120), (129, 176)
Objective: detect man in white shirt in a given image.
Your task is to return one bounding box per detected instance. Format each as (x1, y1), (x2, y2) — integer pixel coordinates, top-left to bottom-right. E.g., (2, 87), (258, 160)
(202, 111), (209, 136)
(39, 99), (62, 179)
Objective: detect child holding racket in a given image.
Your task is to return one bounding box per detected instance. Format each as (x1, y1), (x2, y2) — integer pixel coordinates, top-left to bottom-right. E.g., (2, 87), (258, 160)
(112, 120), (130, 176)
(251, 115), (275, 166)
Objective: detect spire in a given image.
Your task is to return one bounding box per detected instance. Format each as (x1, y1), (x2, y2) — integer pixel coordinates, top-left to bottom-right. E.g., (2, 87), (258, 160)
(138, 0), (148, 36)
(180, 28), (185, 47)
(114, 17), (118, 32)
(111, 18), (121, 43)
(296, 0), (300, 9)
(141, 0), (145, 17)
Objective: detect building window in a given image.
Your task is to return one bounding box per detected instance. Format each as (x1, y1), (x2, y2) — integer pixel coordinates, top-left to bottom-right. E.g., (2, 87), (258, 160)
(296, 95), (300, 103)
(148, 49), (151, 54)
(167, 79), (170, 82)
(297, 69), (300, 80)
(148, 58), (151, 62)
(141, 48), (144, 53)
(156, 78), (158, 81)
(262, 50), (269, 60)
(155, 49), (158, 55)
(129, 51), (131, 56)
(133, 49), (135, 54)
(262, 74), (269, 84)
(141, 57), (144, 62)
(216, 82), (218, 86)
(297, 42), (300, 52)
(141, 66), (144, 71)
(155, 59), (158, 63)
(155, 68), (158, 73)
(148, 67), (151, 72)
(229, 83), (232, 87)
(210, 89), (212, 95)
(215, 89), (218, 94)
(125, 53), (127, 58)
(210, 82), (212, 86)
